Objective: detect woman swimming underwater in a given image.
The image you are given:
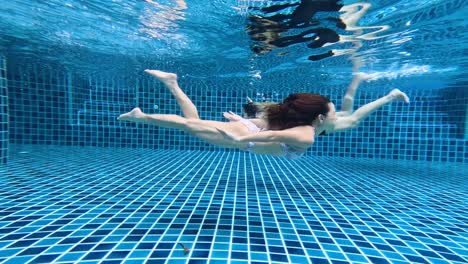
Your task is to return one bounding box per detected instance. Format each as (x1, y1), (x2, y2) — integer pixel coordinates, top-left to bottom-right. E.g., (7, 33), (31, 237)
(118, 70), (409, 159)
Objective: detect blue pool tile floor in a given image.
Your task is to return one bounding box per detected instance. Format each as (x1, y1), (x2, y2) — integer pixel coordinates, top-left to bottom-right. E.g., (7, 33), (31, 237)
(0, 145), (466, 264)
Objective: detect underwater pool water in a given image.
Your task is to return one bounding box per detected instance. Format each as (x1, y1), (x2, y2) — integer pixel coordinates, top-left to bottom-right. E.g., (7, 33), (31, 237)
(0, 0), (467, 263)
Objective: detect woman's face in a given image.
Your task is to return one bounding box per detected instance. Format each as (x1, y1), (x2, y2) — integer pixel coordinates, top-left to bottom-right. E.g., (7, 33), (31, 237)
(314, 102), (336, 130)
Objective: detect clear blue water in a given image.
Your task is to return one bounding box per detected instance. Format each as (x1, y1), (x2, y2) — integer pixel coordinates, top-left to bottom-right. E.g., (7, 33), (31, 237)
(0, 0), (467, 264)
(1, 0), (467, 85)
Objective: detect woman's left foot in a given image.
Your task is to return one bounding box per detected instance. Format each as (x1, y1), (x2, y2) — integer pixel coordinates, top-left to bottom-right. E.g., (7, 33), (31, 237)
(118, 107), (145, 122)
(389, 89), (410, 103)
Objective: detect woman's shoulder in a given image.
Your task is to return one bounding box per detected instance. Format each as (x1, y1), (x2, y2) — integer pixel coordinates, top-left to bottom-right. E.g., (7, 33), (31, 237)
(284, 125), (316, 140)
(290, 125), (314, 132)
(281, 125), (315, 147)
(250, 118), (269, 130)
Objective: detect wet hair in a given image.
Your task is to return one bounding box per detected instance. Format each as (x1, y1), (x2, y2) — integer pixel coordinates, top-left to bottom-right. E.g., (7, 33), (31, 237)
(264, 93), (331, 130)
(243, 102), (260, 118)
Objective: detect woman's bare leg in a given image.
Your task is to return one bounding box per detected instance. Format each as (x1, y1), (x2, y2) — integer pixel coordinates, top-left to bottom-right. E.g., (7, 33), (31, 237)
(118, 107), (188, 130)
(340, 73), (366, 114)
(145, 69), (200, 119)
(341, 57), (370, 114)
(117, 108), (249, 148)
(118, 70), (250, 148)
(352, 89), (409, 122)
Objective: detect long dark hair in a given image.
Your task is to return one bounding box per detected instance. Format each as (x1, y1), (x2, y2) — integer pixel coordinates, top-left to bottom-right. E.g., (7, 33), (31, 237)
(264, 93), (331, 130)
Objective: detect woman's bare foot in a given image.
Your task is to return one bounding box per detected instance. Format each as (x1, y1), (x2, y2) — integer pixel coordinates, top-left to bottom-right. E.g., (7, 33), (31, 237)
(389, 89), (410, 103)
(144, 69), (177, 87)
(118, 107), (146, 122)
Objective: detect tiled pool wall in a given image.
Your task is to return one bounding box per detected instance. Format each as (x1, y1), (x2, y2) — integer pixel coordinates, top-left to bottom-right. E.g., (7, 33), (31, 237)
(0, 55), (7, 164)
(5, 62), (468, 163)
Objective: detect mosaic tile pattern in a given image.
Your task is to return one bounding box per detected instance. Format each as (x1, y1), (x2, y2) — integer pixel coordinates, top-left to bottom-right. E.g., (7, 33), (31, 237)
(0, 56), (7, 164)
(0, 145), (467, 264)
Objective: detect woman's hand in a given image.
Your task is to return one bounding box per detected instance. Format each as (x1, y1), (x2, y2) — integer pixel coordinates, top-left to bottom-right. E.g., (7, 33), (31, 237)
(217, 127), (241, 142)
(223, 111), (242, 122)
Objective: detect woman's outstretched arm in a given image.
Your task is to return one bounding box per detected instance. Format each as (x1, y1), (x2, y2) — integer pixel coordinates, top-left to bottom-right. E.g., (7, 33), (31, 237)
(331, 89), (410, 132)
